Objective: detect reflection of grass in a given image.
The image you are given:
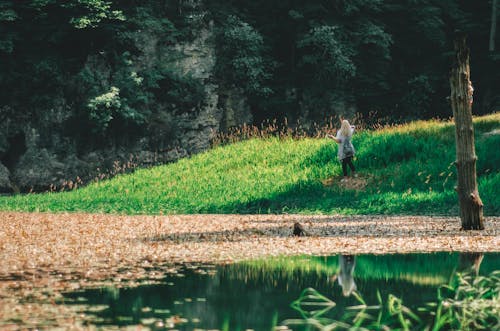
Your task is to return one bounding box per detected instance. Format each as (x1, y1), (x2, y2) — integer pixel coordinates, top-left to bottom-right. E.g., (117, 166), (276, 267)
(221, 256), (340, 289)
(355, 254), (456, 286)
(284, 270), (500, 330)
(231, 254), (464, 286)
(241, 256), (340, 276)
(0, 114), (498, 215)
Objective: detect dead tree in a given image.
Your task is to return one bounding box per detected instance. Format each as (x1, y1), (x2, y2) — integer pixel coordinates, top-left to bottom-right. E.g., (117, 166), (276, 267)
(449, 35), (485, 230)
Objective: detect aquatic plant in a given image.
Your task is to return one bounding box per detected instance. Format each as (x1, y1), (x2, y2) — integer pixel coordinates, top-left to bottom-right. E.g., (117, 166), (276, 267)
(283, 270), (500, 330)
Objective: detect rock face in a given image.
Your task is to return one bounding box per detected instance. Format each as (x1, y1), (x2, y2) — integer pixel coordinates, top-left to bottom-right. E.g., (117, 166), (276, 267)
(0, 7), (254, 193)
(0, 163), (11, 193)
(219, 88), (253, 131)
(13, 148), (65, 192)
(170, 19), (222, 154)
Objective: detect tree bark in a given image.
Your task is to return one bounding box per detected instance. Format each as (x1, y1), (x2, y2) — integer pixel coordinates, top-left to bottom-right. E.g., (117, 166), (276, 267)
(490, 0), (497, 51)
(450, 35), (484, 230)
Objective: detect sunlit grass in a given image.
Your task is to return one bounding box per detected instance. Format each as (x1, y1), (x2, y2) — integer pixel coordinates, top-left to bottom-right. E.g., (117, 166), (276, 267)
(0, 113), (498, 215)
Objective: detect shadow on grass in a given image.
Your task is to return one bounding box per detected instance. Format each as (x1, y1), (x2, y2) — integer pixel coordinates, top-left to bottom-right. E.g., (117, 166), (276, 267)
(199, 124), (499, 215)
(195, 180), (460, 216)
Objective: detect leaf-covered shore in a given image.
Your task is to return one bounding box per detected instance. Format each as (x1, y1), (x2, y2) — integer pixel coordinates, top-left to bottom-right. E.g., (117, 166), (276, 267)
(0, 212), (499, 329)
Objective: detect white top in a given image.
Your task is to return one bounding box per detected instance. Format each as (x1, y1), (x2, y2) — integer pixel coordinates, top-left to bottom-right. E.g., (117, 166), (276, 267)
(336, 125), (355, 160)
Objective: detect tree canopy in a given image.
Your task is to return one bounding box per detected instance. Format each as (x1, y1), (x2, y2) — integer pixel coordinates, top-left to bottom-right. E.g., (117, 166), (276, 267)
(0, 0), (498, 152)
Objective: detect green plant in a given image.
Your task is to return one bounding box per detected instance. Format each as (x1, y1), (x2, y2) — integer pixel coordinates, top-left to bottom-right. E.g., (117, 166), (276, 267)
(0, 114), (498, 215)
(298, 25), (356, 84)
(216, 15), (273, 97)
(87, 86), (122, 131)
(283, 270), (500, 330)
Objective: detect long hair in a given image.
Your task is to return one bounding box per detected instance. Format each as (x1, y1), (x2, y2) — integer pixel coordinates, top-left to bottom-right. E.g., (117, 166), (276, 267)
(339, 120), (352, 137)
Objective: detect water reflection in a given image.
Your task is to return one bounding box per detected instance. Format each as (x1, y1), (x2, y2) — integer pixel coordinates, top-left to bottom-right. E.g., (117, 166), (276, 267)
(288, 252), (497, 330)
(458, 252), (484, 275)
(61, 252), (499, 330)
(334, 255), (357, 297)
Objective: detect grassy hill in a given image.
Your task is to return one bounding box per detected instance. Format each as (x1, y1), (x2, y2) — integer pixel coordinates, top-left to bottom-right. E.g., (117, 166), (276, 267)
(0, 114), (498, 215)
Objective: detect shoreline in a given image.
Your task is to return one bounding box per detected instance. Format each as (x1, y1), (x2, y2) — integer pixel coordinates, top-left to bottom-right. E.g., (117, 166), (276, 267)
(1, 212), (498, 276)
(1, 212), (498, 329)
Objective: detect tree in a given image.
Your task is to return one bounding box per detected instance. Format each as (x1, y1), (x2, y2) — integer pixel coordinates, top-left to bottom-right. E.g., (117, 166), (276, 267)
(490, 0), (497, 51)
(449, 35), (484, 230)
(216, 15), (273, 98)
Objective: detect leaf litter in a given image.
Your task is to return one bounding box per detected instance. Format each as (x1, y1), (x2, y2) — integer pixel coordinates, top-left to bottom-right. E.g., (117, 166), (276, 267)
(0, 211), (498, 330)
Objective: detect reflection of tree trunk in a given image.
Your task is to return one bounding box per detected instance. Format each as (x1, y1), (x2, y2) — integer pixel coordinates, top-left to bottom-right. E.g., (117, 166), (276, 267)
(458, 252), (484, 275)
(449, 35), (485, 230)
(490, 0), (497, 51)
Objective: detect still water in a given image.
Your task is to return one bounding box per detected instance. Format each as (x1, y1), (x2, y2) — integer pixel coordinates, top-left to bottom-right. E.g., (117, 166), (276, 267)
(62, 252), (500, 330)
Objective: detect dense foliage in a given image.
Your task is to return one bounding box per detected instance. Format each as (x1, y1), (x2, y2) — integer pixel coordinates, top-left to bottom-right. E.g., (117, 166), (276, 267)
(0, 0), (498, 154)
(0, 0), (205, 153)
(0, 114), (498, 215)
(209, 0), (499, 121)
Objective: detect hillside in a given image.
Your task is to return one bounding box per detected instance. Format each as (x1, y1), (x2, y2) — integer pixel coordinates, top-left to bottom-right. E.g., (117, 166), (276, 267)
(1, 0), (499, 193)
(0, 114), (498, 215)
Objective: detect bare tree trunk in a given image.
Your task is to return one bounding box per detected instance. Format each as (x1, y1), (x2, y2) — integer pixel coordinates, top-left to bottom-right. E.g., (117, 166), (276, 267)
(449, 35), (484, 230)
(490, 0), (497, 51)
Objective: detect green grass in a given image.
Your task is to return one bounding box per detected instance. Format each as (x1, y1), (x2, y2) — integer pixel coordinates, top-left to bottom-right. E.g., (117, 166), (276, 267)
(287, 270), (500, 330)
(0, 113), (498, 215)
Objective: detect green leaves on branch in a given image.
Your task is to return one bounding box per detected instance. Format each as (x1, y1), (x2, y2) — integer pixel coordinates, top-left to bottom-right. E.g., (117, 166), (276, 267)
(217, 15), (273, 97)
(87, 86), (121, 131)
(0, 8), (17, 22)
(86, 84), (147, 134)
(81, 51), (150, 133)
(0, 2), (17, 53)
(80, 48), (207, 134)
(1, 1), (124, 29)
(298, 25), (356, 84)
(355, 20), (393, 59)
(62, 0), (125, 29)
(338, 0), (384, 16)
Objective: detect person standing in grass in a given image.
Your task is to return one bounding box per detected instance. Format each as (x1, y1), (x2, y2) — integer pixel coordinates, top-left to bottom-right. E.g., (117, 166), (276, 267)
(327, 118), (357, 182)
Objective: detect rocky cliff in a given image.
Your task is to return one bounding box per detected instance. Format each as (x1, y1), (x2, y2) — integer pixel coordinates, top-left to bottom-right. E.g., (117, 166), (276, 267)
(0, 8), (253, 193)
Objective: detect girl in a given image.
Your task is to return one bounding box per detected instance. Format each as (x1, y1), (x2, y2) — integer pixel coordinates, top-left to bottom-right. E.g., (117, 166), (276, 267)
(327, 119), (357, 181)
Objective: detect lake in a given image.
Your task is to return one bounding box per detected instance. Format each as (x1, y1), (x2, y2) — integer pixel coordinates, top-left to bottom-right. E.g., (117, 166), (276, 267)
(61, 252), (500, 330)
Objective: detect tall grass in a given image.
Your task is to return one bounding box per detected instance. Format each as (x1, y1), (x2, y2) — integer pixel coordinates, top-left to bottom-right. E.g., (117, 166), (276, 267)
(0, 114), (498, 215)
(283, 270), (500, 330)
